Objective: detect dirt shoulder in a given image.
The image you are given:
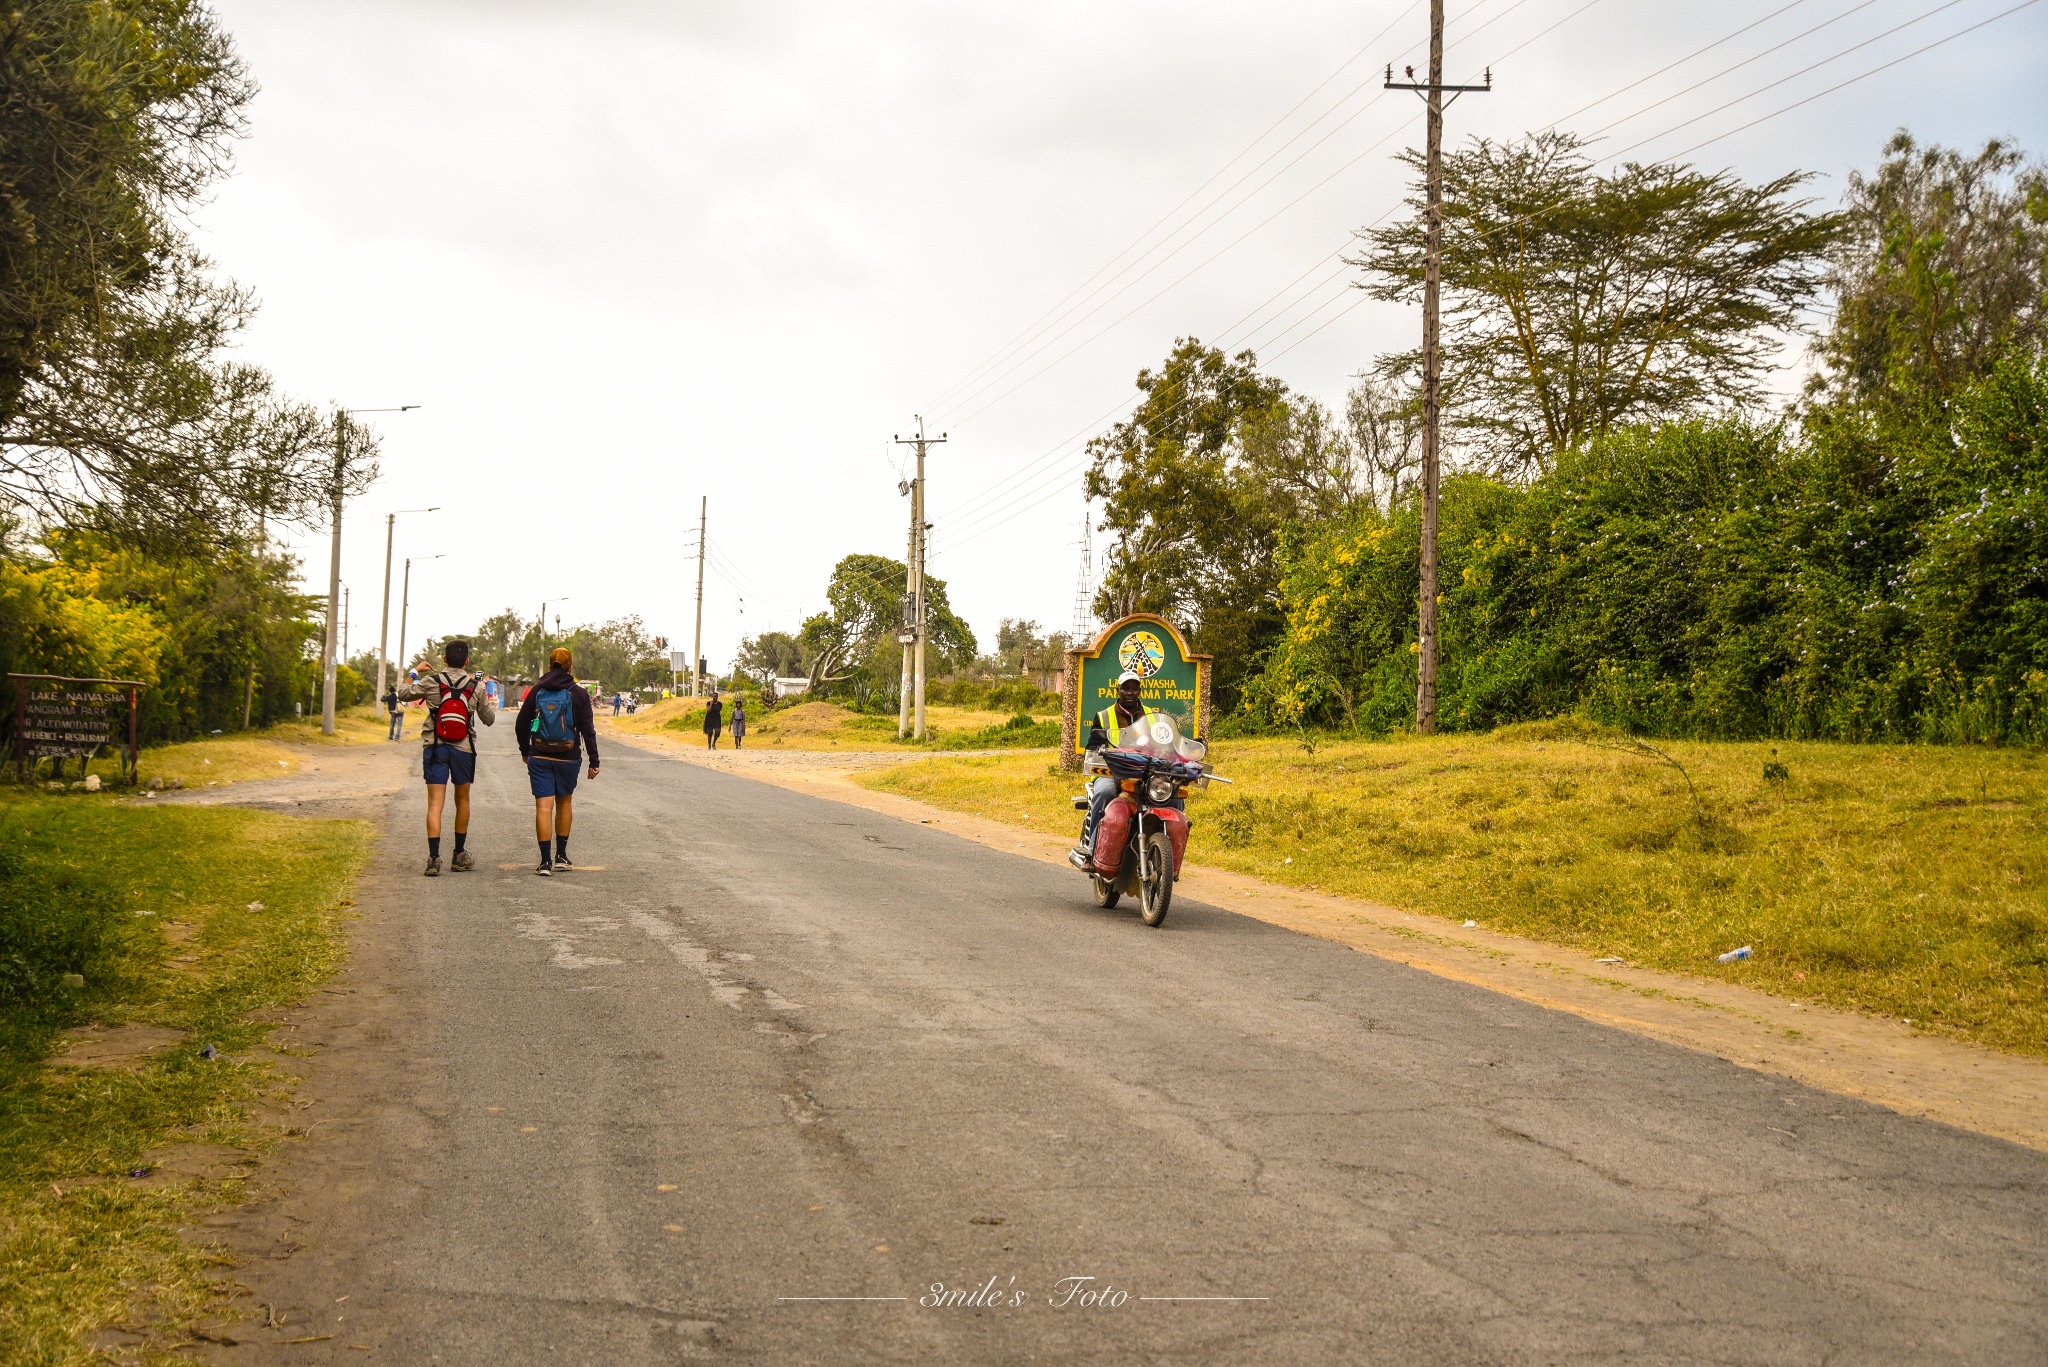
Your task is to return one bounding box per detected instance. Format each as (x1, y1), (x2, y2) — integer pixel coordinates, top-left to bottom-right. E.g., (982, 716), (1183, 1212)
(613, 727), (2048, 1154)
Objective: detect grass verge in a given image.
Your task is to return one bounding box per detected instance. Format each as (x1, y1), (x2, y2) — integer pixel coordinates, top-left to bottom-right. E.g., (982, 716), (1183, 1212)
(859, 724), (2048, 1057)
(0, 794), (370, 1363)
(612, 696), (1059, 752)
(43, 705), (389, 795)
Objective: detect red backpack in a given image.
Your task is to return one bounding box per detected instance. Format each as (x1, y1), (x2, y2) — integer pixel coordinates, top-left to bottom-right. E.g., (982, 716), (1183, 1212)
(433, 672), (477, 744)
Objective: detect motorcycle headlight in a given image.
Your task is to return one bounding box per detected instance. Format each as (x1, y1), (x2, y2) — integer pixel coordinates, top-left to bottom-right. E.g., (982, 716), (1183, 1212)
(1144, 773), (1178, 804)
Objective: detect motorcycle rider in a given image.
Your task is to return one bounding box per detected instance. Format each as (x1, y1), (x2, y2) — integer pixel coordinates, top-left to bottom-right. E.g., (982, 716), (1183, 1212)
(1068, 669), (1162, 870)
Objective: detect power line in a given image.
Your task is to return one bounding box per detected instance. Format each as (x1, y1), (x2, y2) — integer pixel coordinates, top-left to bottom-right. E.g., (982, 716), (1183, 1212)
(929, 0), (2013, 557)
(933, 0), (1608, 432)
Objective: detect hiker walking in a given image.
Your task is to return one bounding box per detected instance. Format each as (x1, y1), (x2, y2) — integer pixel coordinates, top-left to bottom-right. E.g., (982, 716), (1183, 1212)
(383, 681), (402, 741)
(703, 691), (724, 749)
(517, 646), (599, 876)
(396, 640), (495, 876)
(729, 697), (747, 749)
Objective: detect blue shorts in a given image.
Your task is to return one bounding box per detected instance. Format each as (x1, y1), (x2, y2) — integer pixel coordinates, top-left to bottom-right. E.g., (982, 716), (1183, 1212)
(423, 745), (476, 787)
(527, 756), (580, 799)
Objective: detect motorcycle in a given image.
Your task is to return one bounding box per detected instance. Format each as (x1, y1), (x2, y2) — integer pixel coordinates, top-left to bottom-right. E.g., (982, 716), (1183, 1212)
(1071, 709), (1227, 927)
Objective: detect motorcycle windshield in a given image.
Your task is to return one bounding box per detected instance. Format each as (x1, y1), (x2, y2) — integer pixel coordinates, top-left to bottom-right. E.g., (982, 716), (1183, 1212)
(1130, 710), (1182, 758)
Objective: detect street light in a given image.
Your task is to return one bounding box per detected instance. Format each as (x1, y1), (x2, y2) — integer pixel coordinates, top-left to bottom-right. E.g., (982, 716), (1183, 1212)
(320, 404), (420, 736)
(539, 597), (570, 674)
(395, 554), (444, 705)
(377, 506), (440, 709)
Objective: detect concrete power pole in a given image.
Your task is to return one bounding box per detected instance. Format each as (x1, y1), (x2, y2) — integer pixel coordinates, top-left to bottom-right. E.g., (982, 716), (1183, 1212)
(691, 496), (707, 697)
(319, 411), (348, 736)
(893, 419), (945, 740)
(898, 480), (916, 739)
(1386, 6), (1488, 734)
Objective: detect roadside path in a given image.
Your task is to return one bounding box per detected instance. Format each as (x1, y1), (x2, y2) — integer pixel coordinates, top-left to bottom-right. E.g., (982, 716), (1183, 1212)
(196, 723), (2047, 1364)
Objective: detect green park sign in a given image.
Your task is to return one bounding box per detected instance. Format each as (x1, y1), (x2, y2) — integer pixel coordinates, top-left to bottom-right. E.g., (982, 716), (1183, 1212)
(1059, 614), (1213, 771)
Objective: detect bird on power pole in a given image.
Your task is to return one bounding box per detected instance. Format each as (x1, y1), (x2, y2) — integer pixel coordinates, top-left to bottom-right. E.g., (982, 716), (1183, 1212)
(893, 419), (946, 740)
(691, 496), (707, 698)
(1386, 3), (1488, 735)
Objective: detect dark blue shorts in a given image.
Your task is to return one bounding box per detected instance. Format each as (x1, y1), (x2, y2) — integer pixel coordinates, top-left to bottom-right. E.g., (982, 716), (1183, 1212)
(423, 745), (476, 787)
(527, 756), (580, 799)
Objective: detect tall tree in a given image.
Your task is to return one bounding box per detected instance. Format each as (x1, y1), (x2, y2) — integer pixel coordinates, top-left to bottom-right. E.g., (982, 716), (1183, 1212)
(1357, 132), (1840, 476)
(801, 554), (974, 701)
(1085, 339), (1371, 707)
(0, 0), (333, 545)
(1812, 132), (2048, 408)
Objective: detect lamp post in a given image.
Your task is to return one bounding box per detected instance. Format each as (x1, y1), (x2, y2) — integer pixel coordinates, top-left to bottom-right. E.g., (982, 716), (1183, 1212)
(320, 404), (418, 735)
(396, 554), (444, 696)
(376, 506), (439, 715)
(538, 598), (570, 675)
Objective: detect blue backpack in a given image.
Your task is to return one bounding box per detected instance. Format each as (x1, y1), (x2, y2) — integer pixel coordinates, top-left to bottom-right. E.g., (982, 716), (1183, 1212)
(530, 685), (577, 758)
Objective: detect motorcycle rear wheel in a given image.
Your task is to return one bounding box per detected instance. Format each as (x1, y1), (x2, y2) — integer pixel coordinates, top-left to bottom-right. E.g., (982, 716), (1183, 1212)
(1138, 829), (1174, 927)
(1092, 875), (1120, 909)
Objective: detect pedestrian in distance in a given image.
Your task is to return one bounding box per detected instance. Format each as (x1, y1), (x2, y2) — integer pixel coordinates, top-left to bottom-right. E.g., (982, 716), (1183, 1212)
(703, 691), (723, 749)
(729, 697), (747, 749)
(397, 639), (495, 876)
(383, 681), (402, 741)
(518, 646), (599, 876)
(612, 691), (623, 716)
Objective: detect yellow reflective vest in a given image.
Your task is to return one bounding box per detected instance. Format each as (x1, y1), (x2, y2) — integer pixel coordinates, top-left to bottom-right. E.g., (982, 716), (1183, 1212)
(1096, 705), (1161, 747)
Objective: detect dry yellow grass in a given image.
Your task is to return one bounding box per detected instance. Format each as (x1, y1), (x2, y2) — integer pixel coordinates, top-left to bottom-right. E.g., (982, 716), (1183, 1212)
(609, 695), (1049, 751)
(48, 704), (391, 792)
(860, 723), (2048, 1057)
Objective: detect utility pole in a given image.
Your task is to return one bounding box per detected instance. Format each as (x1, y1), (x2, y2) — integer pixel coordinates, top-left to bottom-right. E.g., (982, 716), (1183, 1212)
(343, 586), (350, 664)
(691, 496), (707, 697)
(319, 411), (348, 736)
(893, 419), (945, 740)
(898, 481), (916, 739)
(376, 507), (438, 718)
(1387, 4), (1488, 735)
(398, 554), (442, 686)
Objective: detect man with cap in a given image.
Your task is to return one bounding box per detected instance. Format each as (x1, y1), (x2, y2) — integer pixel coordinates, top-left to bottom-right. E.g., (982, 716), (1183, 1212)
(1069, 669), (1161, 870)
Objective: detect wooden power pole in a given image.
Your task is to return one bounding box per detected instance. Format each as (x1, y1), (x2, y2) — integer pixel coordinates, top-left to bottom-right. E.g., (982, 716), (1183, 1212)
(691, 496), (707, 697)
(1386, 2), (1488, 734)
(893, 419), (945, 740)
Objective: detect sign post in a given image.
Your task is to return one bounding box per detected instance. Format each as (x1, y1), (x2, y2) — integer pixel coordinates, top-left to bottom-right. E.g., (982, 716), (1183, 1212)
(1059, 615), (1212, 772)
(9, 674), (145, 785)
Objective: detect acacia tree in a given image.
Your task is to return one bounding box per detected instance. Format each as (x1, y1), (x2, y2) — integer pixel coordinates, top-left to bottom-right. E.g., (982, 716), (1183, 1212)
(1356, 132), (1841, 476)
(799, 553), (975, 701)
(1812, 132), (2048, 408)
(0, 0), (337, 545)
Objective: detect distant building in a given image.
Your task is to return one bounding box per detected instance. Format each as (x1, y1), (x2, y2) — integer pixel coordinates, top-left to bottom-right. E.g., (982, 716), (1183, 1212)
(770, 676), (810, 700)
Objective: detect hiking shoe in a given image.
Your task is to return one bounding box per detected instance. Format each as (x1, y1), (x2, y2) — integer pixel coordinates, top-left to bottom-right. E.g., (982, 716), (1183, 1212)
(553, 853), (574, 871)
(424, 855), (442, 877)
(535, 860), (553, 877)
(451, 848), (475, 872)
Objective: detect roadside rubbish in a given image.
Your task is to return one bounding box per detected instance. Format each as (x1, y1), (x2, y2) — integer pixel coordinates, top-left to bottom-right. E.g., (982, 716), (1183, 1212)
(247, 902), (265, 912)
(1595, 957), (1624, 965)
(1462, 920), (1477, 928)
(200, 1044), (219, 1060)
(129, 1168), (152, 1179)
(1716, 946), (1754, 963)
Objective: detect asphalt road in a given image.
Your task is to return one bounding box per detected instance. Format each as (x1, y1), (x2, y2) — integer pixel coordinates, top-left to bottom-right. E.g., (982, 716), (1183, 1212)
(210, 720), (2048, 1365)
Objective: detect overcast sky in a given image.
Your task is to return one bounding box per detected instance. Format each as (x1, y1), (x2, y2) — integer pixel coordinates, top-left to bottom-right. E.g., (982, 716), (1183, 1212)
(198, 0), (2047, 677)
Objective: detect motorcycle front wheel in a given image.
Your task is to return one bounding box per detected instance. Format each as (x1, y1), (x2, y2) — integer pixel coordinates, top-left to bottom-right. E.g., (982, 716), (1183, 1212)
(1092, 875), (1120, 909)
(1138, 829), (1174, 927)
